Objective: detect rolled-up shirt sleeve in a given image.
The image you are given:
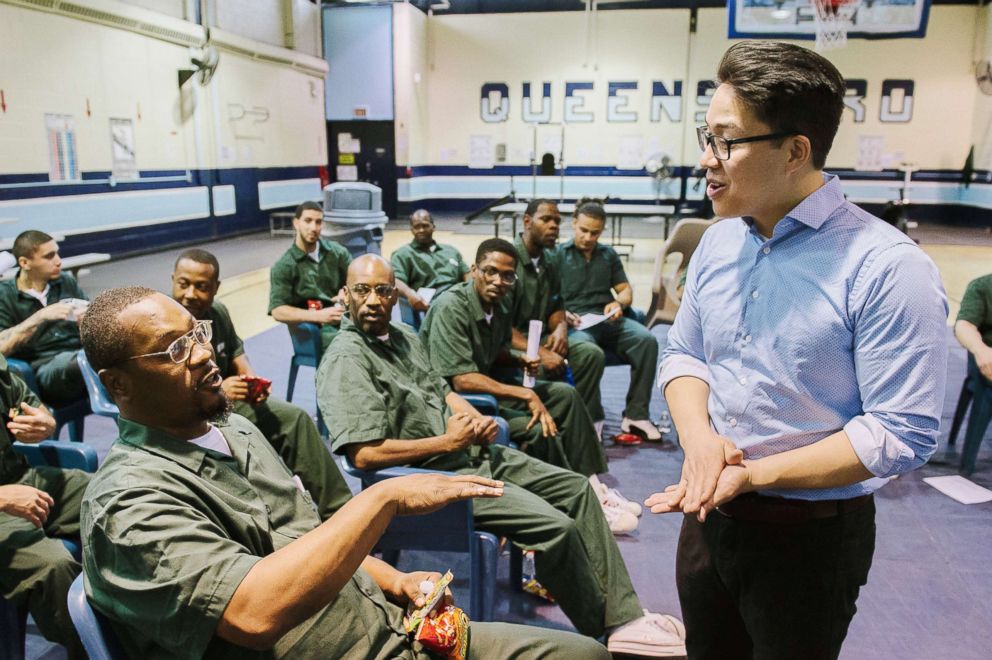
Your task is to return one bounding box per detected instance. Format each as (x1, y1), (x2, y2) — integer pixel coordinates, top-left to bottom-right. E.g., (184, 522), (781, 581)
(845, 243), (948, 478)
(658, 238), (710, 393)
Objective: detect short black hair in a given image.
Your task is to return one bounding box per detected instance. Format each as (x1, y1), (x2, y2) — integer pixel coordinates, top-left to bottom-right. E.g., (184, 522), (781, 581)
(12, 230), (54, 260)
(175, 248), (220, 280)
(525, 199), (556, 217)
(294, 201), (322, 219)
(574, 198), (606, 223)
(716, 41), (845, 169)
(80, 286), (158, 371)
(475, 238), (518, 266)
(410, 209), (433, 224)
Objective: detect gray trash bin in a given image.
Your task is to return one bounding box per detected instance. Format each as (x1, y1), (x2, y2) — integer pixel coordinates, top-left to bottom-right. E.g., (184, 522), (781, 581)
(321, 182), (388, 258)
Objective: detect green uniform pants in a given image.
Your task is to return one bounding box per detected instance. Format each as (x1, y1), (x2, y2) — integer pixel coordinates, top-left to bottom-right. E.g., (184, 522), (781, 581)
(232, 397), (352, 520)
(570, 317), (659, 420)
(499, 380), (608, 477)
(564, 336), (605, 422)
(34, 350), (86, 406)
(465, 622), (609, 659)
(458, 445), (643, 637)
(0, 466), (89, 659)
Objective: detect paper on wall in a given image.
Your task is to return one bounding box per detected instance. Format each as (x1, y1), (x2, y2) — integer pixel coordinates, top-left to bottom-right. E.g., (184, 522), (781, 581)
(469, 135), (494, 169)
(617, 135), (643, 170)
(856, 135), (885, 172)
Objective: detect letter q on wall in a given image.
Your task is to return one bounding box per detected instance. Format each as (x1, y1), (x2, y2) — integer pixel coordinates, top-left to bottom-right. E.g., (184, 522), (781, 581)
(481, 83), (510, 123)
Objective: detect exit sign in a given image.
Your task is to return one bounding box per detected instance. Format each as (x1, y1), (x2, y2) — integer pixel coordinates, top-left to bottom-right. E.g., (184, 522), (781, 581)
(353, 105), (369, 118)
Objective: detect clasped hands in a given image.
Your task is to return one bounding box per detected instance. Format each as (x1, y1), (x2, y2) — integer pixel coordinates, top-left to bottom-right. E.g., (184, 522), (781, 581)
(645, 432), (753, 522)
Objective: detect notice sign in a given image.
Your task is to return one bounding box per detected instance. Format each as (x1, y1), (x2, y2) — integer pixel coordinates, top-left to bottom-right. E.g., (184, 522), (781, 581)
(338, 153), (355, 165)
(110, 117), (137, 180)
(45, 113), (79, 181)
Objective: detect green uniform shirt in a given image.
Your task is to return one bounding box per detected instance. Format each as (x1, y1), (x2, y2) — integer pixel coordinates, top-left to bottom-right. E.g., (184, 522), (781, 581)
(555, 241), (628, 315)
(510, 235), (562, 331)
(206, 301), (245, 378)
(318, 317), (469, 472)
(958, 273), (992, 346)
(420, 280), (514, 378)
(0, 353), (43, 484)
(0, 273), (86, 365)
(82, 414), (416, 660)
(268, 239), (351, 314)
(390, 240), (469, 294)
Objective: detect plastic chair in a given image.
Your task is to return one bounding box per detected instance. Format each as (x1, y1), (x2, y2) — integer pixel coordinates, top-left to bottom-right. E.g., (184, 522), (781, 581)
(2, 441), (98, 660)
(645, 218), (714, 328)
(285, 322), (327, 437)
(959, 355), (992, 475)
(67, 575), (128, 660)
(339, 415), (521, 621)
(947, 372), (974, 446)
(7, 358), (89, 441)
(76, 350), (119, 420)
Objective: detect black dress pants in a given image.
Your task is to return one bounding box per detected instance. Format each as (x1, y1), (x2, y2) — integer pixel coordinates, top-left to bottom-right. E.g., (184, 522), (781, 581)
(675, 495), (876, 660)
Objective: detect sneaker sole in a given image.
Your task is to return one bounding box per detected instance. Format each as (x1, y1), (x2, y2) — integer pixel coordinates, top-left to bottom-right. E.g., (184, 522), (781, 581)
(607, 642), (686, 658)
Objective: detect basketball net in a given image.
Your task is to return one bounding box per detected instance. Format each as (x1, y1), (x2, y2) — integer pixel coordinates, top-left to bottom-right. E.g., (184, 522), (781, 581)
(812, 0), (861, 52)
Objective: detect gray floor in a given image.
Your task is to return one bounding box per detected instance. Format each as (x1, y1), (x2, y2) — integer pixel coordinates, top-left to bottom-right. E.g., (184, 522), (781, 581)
(23, 224), (992, 660)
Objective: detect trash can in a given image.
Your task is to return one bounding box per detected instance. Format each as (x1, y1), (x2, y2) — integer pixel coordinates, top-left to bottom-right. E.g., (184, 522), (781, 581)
(321, 182), (388, 257)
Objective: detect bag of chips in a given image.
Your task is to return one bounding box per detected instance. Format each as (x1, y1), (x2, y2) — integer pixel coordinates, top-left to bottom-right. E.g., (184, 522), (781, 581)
(403, 571), (469, 659)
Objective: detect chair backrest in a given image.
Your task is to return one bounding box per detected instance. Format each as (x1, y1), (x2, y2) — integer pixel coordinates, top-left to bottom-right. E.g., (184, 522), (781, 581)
(76, 350), (119, 419)
(648, 218), (714, 325)
(287, 322), (323, 363)
(67, 576), (128, 660)
(13, 440), (98, 472)
(6, 358), (40, 394)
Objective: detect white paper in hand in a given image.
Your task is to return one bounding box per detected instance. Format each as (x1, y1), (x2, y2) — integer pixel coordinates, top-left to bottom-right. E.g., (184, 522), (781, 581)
(578, 313), (610, 330)
(417, 287), (437, 304)
(523, 320), (542, 388)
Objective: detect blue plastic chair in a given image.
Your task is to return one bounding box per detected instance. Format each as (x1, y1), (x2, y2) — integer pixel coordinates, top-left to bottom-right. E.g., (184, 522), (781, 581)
(2, 441), (98, 660)
(7, 358), (89, 442)
(76, 350), (119, 420)
(339, 415), (522, 622)
(285, 322), (328, 437)
(67, 575), (127, 660)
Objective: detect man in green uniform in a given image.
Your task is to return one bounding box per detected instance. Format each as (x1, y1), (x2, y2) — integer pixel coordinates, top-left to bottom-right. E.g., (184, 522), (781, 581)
(509, 200), (607, 433)
(558, 201), (663, 442)
(391, 209), (470, 313)
(0, 231), (89, 404)
(78, 286), (607, 660)
(421, 239), (643, 535)
(316, 253), (686, 656)
(170, 248), (351, 518)
(268, 201), (352, 351)
(0, 353), (85, 658)
(954, 272), (992, 475)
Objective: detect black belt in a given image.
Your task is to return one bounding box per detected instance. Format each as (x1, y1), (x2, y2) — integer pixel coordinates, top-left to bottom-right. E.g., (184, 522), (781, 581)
(716, 492), (873, 524)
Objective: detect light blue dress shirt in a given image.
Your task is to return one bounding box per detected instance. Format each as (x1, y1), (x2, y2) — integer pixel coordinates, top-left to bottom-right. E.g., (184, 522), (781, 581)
(659, 174), (948, 500)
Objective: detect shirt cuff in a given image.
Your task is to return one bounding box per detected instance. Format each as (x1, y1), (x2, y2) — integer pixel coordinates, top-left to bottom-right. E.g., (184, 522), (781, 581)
(844, 413), (916, 478)
(657, 354), (709, 393)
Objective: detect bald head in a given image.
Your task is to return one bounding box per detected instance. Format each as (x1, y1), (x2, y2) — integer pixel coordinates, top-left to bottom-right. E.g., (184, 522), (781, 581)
(409, 209), (435, 246)
(344, 254), (397, 335)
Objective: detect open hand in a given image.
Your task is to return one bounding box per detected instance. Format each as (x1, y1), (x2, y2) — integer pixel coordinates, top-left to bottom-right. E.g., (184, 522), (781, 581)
(387, 473), (504, 516)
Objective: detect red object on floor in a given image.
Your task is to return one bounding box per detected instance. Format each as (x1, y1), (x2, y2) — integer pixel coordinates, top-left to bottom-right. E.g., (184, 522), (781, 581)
(613, 433), (642, 446)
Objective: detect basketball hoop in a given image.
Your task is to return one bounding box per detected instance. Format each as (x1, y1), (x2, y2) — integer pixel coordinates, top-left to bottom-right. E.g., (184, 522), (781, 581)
(812, 0), (861, 52)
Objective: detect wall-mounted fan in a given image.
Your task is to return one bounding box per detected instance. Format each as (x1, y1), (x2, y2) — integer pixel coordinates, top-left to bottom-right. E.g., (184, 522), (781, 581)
(976, 59), (992, 96)
(645, 153), (675, 202)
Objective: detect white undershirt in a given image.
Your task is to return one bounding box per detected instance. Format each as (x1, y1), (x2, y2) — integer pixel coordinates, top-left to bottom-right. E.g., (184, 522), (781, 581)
(307, 244), (320, 263)
(484, 311), (494, 325)
(23, 284), (50, 306)
(188, 425), (231, 456)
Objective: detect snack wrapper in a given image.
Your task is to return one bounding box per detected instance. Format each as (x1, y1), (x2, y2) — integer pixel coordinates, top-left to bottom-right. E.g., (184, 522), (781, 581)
(403, 571), (469, 659)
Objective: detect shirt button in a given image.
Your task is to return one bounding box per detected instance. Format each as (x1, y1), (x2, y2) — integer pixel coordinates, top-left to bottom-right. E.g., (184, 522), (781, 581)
(739, 376), (747, 385)
(728, 417), (738, 427)
(751, 290), (759, 300)
(762, 246), (771, 255)
(743, 334), (752, 343)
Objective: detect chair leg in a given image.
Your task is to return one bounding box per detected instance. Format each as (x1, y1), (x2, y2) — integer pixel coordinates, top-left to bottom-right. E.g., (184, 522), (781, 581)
(475, 533), (498, 622)
(948, 379), (974, 447)
(286, 362), (299, 402)
(68, 417), (84, 443)
(509, 544), (523, 591)
(0, 596), (26, 660)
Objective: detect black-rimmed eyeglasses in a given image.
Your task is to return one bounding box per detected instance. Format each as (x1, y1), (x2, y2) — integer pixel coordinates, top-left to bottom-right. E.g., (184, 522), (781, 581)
(696, 125), (799, 161)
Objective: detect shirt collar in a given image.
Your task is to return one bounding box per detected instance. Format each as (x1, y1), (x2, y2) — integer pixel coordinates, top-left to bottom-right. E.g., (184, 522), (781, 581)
(340, 315), (404, 347)
(288, 239), (330, 263)
(455, 280), (489, 323)
(514, 234), (544, 270)
(410, 239), (437, 252)
(116, 416), (248, 473)
(785, 173), (846, 231)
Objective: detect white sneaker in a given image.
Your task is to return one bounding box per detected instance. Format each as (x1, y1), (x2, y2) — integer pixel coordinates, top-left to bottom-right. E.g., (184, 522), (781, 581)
(595, 481), (643, 517)
(622, 417), (663, 442)
(608, 610), (687, 657)
(603, 504), (639, 535)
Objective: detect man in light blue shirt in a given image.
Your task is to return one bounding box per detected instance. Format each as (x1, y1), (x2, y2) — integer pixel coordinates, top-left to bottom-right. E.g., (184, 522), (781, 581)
(647, 41), (947, 659)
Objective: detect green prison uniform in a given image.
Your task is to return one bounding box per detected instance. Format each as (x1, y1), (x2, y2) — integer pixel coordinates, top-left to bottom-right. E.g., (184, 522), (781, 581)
(390, 239), (469, 296)
(205, 300), (351, 519)
(267, 238), (351, 351)
(0, 353), (87, 658)
(81, 414), (608, 660)
(556, 240), (659, 420)
(420, 281), (607, 477)
(316, 318), (642, 638)
(957, 273), (992, 345)
(510, 235), (606, 421)
(0, 273), (87, 404)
